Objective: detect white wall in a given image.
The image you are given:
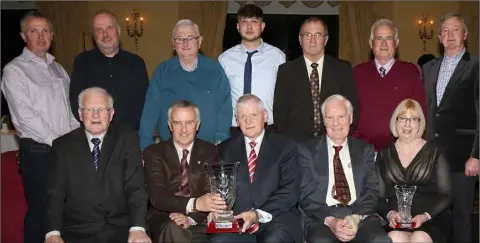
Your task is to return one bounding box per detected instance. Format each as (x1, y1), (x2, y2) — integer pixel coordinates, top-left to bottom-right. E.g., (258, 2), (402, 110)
(227, 1), (339, 15)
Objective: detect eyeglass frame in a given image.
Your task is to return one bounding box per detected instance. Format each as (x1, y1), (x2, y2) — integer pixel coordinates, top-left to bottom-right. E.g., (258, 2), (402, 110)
(396, 116), (421, 123)
(300, 32), (328, 40)
(173, 36), (200, 44)
(80, 107), (112, 114)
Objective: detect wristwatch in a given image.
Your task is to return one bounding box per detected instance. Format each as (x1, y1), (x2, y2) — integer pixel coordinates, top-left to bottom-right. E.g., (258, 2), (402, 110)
(192, 198), (198, 212)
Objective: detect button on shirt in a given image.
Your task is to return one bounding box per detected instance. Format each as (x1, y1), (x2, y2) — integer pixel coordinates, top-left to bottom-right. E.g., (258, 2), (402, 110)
(325, 137), (357, 206)
(374, 58), (395, 77)
(304, 55), (325, 93)
(1, 47), (79, 146)
(436, 48), (466, 105)
(219, 41), (285, 126)
(243, 130), (272, 223)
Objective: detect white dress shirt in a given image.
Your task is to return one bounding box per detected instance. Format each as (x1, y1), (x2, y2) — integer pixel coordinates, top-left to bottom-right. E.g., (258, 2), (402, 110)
(325, 137), (357, 206)
(219, 40), (286, 126)
(374, 58), (395, 76)
(45, 130), (144, 240)
(304, 55), (325, 93)
(243, 130), (273, 223)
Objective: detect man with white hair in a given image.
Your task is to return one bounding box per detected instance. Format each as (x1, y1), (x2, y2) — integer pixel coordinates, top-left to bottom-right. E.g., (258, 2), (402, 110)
(353, 18), (426, 152)
(298, 94), (390, 243)
(45, 87), (150, 243)
(70, 10), (149, 131)
(139, 19), (232, 150)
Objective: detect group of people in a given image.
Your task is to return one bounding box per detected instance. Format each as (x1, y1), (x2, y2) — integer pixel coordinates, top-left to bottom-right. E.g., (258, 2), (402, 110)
(0, 3), (478, 243)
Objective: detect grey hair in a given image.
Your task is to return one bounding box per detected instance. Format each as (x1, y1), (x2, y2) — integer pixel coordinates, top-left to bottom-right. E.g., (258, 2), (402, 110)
(438, 12), (468, 34)
(236, 94), (266, 114)
(320, 94), (354, 118)
(20, 10), (53, 33)
(172, 19), (200, 38)
(369, 18), (399, 43)
(168, 100), (201, 122)
(93, 10), (120, 30)
(78, 87), (114, 109)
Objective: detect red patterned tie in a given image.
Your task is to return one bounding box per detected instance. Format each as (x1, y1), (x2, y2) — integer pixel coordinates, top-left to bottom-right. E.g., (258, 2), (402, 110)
(248, 141), (257, 182)
(177, 149), (190, 196)
(310, 63), (321, 136)
(332, 146), (351, 206)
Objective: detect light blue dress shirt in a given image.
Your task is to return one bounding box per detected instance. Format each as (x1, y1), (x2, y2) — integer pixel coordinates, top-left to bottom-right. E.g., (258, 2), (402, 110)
(219, 41), (285, 126)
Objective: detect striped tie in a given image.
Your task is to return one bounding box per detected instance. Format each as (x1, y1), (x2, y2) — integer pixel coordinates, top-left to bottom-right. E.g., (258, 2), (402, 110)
(248, 141), (257, 182)
(91, 138), (101, 171)
(177, 149), (190, 196)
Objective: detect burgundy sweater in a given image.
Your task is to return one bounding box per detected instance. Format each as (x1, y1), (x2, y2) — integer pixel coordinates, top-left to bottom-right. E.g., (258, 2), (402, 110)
(352, 60), (426, 151)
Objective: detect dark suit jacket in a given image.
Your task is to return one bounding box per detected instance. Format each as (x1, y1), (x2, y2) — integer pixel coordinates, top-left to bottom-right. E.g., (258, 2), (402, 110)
(273, 55), (359, 141)
(423, 51), (479, 172)
(143, 138), (217, 226)
(298, 136), (378, 227)
(217, 132), (302, 241)
(46, 126), (148, 239)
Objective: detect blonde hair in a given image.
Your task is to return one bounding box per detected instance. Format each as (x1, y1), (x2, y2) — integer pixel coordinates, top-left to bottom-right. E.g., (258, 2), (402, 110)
(390, 99), (426, 138)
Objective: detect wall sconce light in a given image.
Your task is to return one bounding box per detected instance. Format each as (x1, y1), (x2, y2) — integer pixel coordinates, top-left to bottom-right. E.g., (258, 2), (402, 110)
(418, 13), (434, 51)
(126, 9), (144, 50)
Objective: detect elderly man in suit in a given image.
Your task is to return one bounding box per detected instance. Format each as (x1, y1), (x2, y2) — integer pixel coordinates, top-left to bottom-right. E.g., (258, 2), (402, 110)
(143, 100), (227, 243)
(209, 94), (302, 243)
(422, 12), (479, 243)
(298, 94), (390, 243)
(274, 17), (358, 142)
(45, 87), (150, 243)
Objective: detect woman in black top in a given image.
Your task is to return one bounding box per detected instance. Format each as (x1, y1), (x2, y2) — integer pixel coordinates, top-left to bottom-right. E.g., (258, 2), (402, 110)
(375, 99), (452, 243)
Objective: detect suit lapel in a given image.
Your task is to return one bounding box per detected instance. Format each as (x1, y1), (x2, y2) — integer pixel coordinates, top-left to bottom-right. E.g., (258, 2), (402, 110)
(252, 133), (271, 186)
(428, 58), (442, 110)
(319, 55), (332, 103)
(295, 56), (310, 86)
(314, 136), (329, 177)
(98, 127), (116, 178)
(73, 128), (97, 176)
(188, 140), (205, 196)
(347, 138), (362, 199)
(438, 53), (470, 109)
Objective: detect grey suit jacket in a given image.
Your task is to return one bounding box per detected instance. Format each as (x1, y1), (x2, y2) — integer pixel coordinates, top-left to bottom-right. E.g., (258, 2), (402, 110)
(298, 135), (378, 226)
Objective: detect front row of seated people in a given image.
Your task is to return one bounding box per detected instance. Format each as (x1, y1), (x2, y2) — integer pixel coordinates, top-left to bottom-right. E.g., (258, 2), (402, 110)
(45, 87), (451, 243)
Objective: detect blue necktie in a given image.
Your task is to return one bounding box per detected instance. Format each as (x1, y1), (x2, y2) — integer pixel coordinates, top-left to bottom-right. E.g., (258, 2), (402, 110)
(379, 67), (386, 77)
(243, 50), (258, 94)
(91, 138), (101, 171)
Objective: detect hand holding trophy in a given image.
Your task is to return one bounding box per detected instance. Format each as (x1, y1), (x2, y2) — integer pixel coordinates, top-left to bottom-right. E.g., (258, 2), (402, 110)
(205, 161), (241, 233)
(394, 184), (417, 229)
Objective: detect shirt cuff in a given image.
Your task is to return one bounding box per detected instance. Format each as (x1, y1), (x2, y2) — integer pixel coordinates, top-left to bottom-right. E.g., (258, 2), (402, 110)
(255, 209), (272, 223)
(45, 230), (61, 240)
(129, 226), (145, 232)
(188, 216), (197, 226)
(186, 198), (195, 213)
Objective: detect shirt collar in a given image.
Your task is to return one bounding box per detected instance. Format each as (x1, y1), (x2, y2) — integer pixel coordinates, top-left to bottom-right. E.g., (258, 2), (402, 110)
(326, 135), (348, 148)
(244, 129), (265, 147)
(443, 48), (465, 61)
(374, 58), (395, 70)
(21, 47), (55, 64)
(304, 55), (325, 68)
(85, 130), (107, 143)
(173, 141), (194, 156)
(179, 56), (198, 72)
(239, 39), (265, 54)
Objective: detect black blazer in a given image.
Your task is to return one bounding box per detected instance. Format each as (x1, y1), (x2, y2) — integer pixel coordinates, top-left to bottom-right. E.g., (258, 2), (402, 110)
(143, 139), (217, 225)
(273, 55), (359, 142)
(423, 51), (479, 172)
(217, 132), (302, 242)
(298, 136), (378, 227)
(46, 126), (148, 239)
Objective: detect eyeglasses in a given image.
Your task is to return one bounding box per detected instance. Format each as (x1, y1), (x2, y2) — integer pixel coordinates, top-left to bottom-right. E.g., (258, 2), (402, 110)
(397, 117), (420, 123)
(80, 107), (111, 114)
(300, 32), (327, 40)
(173, 36), (200, 44)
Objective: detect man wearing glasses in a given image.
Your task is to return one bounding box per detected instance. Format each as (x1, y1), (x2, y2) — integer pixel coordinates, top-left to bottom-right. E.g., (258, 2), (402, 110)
(139, 19), (232, 150)
(274, 17), (359, 142)
(352, 18), (426, 152)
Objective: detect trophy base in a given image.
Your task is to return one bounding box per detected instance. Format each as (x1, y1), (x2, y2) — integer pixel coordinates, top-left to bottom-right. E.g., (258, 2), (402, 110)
(206, 220), (240, 233)
(395, 222), (416, 229)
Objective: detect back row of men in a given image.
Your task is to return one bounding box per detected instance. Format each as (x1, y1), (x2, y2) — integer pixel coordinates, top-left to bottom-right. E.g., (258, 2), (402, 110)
(1, 4), (477, 243)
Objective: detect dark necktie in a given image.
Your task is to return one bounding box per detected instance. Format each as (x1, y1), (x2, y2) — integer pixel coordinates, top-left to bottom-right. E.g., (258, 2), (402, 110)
(177, 149), (190, 196)
(243, 50), (258, 94)
(379, 66), (386, 77)
(91, 138), (101, 171)
(332, 145), (351, 206)
(310, 63), (321, 136)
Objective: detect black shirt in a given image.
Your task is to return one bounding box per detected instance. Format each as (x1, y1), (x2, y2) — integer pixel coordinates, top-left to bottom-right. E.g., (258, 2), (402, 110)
(70, 48), (149, 130)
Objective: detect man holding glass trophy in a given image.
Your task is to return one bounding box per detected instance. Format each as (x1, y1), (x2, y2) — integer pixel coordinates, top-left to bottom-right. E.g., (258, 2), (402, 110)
(208, 94), (303, 243)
